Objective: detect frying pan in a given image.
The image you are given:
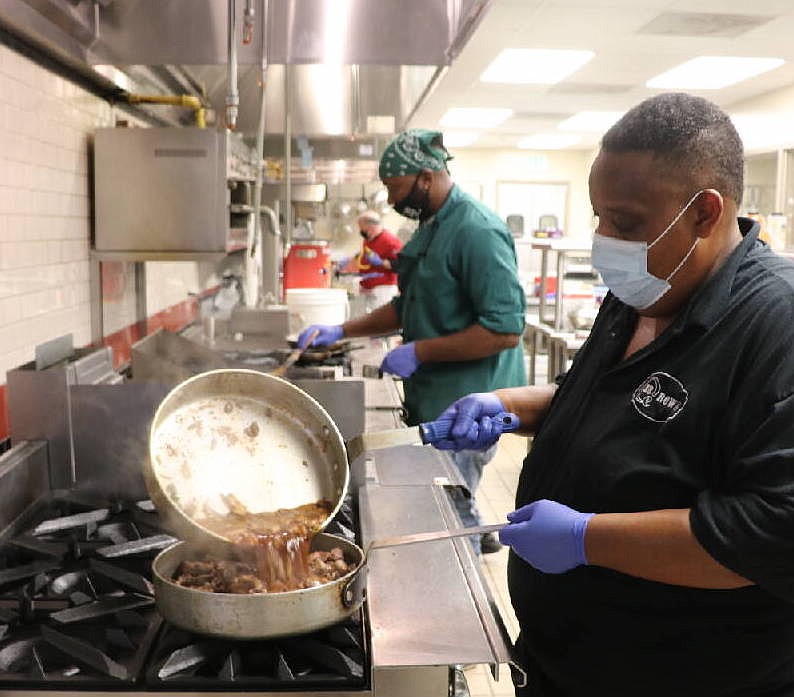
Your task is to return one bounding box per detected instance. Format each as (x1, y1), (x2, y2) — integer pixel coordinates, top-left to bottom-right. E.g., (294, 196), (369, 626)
(145, 368), (518, 639)
(285, 338), (363, 363)
(151, 523), (506, 639)
(271, 329), (319, 377)
(152, 533), (366, 639)
(145, 369), (349, 546)
(146, 368), (518, 546)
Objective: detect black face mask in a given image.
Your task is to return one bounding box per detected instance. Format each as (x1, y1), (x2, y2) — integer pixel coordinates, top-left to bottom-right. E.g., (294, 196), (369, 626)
(394, 173), (430, 220)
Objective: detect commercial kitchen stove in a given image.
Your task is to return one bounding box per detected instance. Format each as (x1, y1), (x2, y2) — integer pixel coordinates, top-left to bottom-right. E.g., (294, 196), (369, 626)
(0, 487), (369, 693)
(0, 341), (516, 696)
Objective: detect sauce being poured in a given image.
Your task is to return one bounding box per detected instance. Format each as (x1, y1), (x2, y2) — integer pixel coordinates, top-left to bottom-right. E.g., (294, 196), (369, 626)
(176, 498), (337, 592)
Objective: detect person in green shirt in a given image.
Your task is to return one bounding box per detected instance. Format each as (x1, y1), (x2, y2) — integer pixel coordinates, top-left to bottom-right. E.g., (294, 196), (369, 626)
(299, 129), (526, 554)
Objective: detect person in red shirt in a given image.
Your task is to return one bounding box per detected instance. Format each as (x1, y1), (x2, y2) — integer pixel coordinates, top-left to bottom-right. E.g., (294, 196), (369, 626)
(357, 210), (403, 312)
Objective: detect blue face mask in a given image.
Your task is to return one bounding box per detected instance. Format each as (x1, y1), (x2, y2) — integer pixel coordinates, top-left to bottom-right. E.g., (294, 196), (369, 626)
(591, 190), (706, 310)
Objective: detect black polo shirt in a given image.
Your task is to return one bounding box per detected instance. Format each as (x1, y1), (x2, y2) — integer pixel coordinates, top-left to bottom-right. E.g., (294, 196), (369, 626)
(509, 219), (794, 697)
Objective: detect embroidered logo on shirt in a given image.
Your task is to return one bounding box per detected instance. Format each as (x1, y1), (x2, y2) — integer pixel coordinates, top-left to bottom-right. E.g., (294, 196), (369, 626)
(631, 372), (688, 423)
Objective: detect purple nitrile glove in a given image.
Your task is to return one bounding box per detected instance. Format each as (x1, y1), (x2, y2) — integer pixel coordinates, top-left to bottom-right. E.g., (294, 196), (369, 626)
(433, 392), (510, 451)
(359, 272), (382, 281)
(380, 342), (419, 378)
(364, 249), (384, 267)
(499, 499), (595, 574)
(297, 324), (344, 349)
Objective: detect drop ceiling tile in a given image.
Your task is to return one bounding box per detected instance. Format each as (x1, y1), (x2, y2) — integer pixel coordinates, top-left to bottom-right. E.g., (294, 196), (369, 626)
(410, 0), (794, 154)
(637, 12), (775, 38)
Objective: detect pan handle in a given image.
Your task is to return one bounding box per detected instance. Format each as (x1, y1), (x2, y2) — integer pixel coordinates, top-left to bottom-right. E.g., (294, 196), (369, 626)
(366, 523), (506, 553)
(418, 412), (520, 445)
(341, 561), (367, 608)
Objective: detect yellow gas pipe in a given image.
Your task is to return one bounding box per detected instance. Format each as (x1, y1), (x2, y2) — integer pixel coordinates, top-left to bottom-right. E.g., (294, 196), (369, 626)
(126, 94), (206, 128)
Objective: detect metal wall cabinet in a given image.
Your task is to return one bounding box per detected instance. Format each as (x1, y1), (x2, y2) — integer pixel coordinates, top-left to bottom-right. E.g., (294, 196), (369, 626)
(94, 128), (230, 253)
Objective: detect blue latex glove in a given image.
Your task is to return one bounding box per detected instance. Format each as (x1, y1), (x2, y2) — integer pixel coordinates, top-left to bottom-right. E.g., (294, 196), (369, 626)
(499, 499), (594, 574)
(297, 324), (344, 349)
(380, 342), (419, 378)
(433, 392), (512, 451)
(364, 249), (385, 267)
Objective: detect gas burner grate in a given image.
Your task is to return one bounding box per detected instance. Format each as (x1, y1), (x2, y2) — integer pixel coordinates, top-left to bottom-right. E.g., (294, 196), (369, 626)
(145, 492), (368, 691)
(146, 612), (367, 689)
(0, 492), (369, 691)
(325, 493), (358, 544)
(0, 493), (164, 687)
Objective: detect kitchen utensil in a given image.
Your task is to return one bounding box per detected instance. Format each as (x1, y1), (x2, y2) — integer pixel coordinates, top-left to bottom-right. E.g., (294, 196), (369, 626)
(286, 337), (355, 351)
(346, 412), (519, 463)
(145, 369), (350, 547)
(367, 523), (505, 551)
(152, 533), (365, 639)
(146, 368), (516, 545)
(271, 329), (319, 377)
(152, 521), (505, 640)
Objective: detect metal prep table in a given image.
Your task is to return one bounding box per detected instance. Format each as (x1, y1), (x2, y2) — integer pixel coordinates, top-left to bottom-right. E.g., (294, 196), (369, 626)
(349, 337), (519, 690)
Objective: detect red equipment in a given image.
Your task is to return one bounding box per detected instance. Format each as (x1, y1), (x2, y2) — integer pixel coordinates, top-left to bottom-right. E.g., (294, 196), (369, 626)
(283, 242), (331, 294)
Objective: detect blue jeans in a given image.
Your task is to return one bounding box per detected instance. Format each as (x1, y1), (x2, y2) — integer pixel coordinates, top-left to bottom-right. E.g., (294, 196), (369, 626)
(450, 445), (498, 551)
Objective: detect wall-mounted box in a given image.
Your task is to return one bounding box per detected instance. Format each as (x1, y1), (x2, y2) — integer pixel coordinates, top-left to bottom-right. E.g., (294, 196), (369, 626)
(94, 127), (254, 252)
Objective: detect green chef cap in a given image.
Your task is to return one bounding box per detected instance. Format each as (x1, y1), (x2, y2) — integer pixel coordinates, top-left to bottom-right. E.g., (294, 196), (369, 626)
(379, 129), (452, 180)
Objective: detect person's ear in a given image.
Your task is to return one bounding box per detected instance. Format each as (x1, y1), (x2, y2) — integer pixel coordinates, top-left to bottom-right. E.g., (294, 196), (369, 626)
(418, 169), (433, 192)
(693, 189), (724, 238)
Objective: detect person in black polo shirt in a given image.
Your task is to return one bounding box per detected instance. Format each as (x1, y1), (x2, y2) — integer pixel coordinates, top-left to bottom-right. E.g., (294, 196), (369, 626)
(433, 93), (794, 696)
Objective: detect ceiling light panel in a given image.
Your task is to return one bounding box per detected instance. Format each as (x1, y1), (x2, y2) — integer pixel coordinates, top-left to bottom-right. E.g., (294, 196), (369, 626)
(480, 49), (595, 85)
(646, 56), (784, 90)
(517, 133), (582, 150)
(558, 111), (624, 132)
(440, 107), (513, 128)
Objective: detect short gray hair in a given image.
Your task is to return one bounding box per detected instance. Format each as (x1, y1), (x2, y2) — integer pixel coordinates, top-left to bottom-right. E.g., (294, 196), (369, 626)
(358, 210), (381, 225)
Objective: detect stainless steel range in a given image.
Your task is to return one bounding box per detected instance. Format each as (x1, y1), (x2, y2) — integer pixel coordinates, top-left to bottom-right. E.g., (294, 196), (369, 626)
(0, 341), (516, 697)
(0, 488), (367, 693)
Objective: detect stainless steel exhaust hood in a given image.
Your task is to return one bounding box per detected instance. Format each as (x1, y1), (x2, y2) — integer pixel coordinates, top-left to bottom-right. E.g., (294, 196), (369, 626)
(89, 0), (489, 68)
(184, 63), (437, 137)
(0, 0), (492, 138)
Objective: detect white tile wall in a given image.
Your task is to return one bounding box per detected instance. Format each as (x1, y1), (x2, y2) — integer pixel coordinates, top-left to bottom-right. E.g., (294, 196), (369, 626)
(0, 43), (210, 384)
(0, 44), (109, 381)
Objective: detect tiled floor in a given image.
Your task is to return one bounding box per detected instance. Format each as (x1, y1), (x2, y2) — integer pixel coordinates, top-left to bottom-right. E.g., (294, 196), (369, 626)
(464, 432), (530, 697)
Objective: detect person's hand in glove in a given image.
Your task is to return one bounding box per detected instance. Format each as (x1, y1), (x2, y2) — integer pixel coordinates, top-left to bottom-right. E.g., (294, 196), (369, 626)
(334, 257), (354, 275)
(380, 342), (419, 378)
(363, 249), (386, 268)
(499, 499), (594, 573)
(297, 324), (344, 349)
(434, 392), (514, 451)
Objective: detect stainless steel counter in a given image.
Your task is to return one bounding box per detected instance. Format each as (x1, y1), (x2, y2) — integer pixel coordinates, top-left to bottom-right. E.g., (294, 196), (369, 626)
(349, 336), (515, 678)
(349, 337), (404, 432)
(361, 485), (509, 668)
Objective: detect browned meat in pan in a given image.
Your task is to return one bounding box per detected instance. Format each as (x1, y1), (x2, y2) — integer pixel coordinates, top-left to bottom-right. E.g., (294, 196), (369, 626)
(173, 547), (351, 594)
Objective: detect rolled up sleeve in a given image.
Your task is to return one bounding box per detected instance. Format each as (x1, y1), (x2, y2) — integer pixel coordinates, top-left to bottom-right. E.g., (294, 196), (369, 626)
(457, 224), (526, 335)
(691, 369), (794, 601)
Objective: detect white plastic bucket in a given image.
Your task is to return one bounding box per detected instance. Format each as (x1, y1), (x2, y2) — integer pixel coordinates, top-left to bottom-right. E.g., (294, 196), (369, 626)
(286, 288), (349, 334)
